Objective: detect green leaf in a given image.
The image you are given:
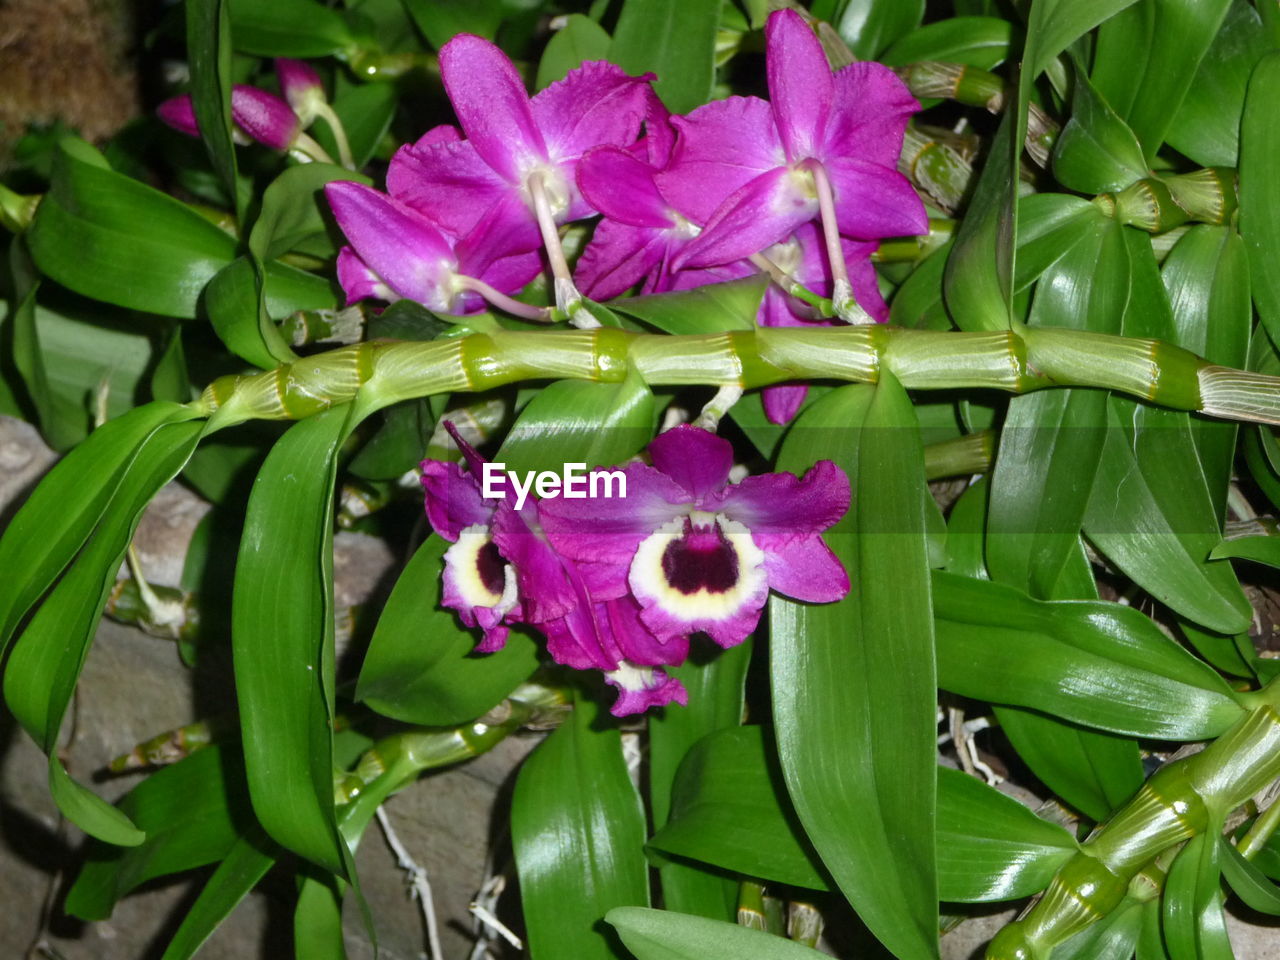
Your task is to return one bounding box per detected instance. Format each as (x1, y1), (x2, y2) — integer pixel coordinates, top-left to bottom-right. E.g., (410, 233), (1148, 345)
(943, 475), (989, 579)
(401, 0), (502, 48)
(66, 747), (248, 920)
(1165, 0), (1270, 167)
(513, 693), (649, 960)
(944, 108), (1015, 332)
(160, 831), (277, 960)
(232, 404), (360, 877)
(1163, 828), (1234, 960)
(648, 644), (751, 921)
(3, 417), (204, 843)
(880, 16), (1012, 69)
(1022, 0), (1142, 84)
(322, 80), (398, 169)
(609, 0), (720, 113)
(495, 371), (656, 476)
(1056, 900), (1145, 960)
(771, 379), (939, 960)
(357, 535), (541, 725)
(249, 163), (368, 261)
(0, 401), (194, 655)
(1220, 836), (1280, 915)
(613, 276), (766, 334)
(833, 0), (925, 59)
(537, 15), (612, 89)
(227, 0), (357, 56)
(186, 0), (243, 221)
(936, 766), (1079, 902)
(1239, 51), (1280, 346)
(606, 907), (829, 960)
(27, 139), (238, 319)
(649, 726), (829, 891)
(933, 571), (1246, 739)
(994, 706), (1143, 821)
(203, 257), (300, 370)
(1052, 65), (1148, 194)
(151, 326), (192, 404)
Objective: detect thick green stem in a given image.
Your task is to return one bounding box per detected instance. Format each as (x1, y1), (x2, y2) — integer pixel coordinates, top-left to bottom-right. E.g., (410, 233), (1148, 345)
(192, 324), (1280, 429)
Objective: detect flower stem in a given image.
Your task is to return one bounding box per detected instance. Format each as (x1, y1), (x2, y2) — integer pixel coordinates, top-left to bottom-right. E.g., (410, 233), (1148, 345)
(807, 159), (873, 325)
(528, 172), (599, 328)
(748, 253), (835, 316)
(311, 101), (356, 170)
(290, 131), (338, 166)
(456, 275), (554, 322)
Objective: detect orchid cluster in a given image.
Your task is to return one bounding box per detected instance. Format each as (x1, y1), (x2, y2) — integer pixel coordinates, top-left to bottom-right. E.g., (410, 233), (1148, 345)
(326, 8), (927, 423)
(422, 424), (850, 714)
(159, 57), (355, 168)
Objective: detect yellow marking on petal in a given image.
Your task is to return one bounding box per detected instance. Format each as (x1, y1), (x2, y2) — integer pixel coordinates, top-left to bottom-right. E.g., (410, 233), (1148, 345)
(629, 516), (766, 623)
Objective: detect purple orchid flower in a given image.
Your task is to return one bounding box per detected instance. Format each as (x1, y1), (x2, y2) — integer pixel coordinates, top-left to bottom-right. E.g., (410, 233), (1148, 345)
(385, 34), (654, 319)
(538, 426), (851, 649)
(654, 9), (924, 320)
(326, 180), (542, 316)
(158, 85), (300, 152)
(421, 427), (690, 716)
(275, 58), (325, 125)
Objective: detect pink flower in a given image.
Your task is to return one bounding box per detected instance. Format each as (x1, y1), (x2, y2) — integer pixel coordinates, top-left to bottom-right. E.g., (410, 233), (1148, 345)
(158, 86), (300, 152)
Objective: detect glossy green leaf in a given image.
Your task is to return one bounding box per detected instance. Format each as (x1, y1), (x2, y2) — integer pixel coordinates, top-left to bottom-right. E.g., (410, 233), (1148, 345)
(537, 14), (612, 89)
(160, 831), (277, 960)
(1211, 534), (1280, 567)
(834, 0), (924, 59)
(933, 571), (1245, 739)
(249, 163), (368, 262)
(1022, 0), (1141, 85)
(7, 252), (82, 450)
(1094, 0), (1232, 162)
(936, 766), (1079, 902)
(66, 747), (247, 920)
(27, 139), (237, 319)
(294, 872), (347, 960)
(944, 107), (1015, 332)
(513, 693), (649, 960)
(401, 0), (501, 47)
(771, 380), (939, 960)
(606, 907), (828, 960)
(1165, 0), (1270, 166)
(880, 16), (1012, 69)
(649, 725), (829, 892)
(0, 401), (193, 655)
(495, 371), (656, 476)
(232, 404), (360, 877)
(889, 240), (951, 330)
(610, 0), (719, 113)
(151, 326), (192, 404)
(1056, 900), (1144, 960)
(613, 276), (765, 334)
(203, 257), (299, 370)
(648, 643), (751, 921)
(943, 475), (989, 579)
(1239, 51), (1280, 345)
(1138, 897), (1172, 960)
(1013, 194), (1110, 292)
(357, 535), (540, 724)
(995, 706), (1143, 821)
(187, 0), (243, 221)
(1220, 836), (1280, 915)
(4, 417), (204, 843)
(1164, 828), (1234, 960)
(227, 0), (357, 56)
(1052, 66), (1148, 194)
(322, 80), (398, 169)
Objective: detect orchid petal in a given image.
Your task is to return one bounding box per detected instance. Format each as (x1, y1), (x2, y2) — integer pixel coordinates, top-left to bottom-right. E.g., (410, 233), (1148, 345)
(648, 426), (734, 502)
(656, 96), (783, 225)
(825, 156), (929, 240)
(230, 85), (299, 151)
(324, 181), (458, 310)
(575, 219), (671, 301)
(765, 9), (833, 162)
(530, 60), (654, 162)
(606, 664), (688, 716)
(439, 33), (547, 181)
(644, 95), (677, 168)
(453, 190), (544, 273)
(490, 504), (580, 625)
(387, 136), (511, 239)
(762, 385), (809, 424)
(674, 167), (816, 270)
(824, 62), (920, 170)
(157, 95), (200, 138)
(441, 525), (515, 651)
(577, 146), (675, 229)
(335, 247), (395, 305)
(275, 59), (325, 120)
(710, 460), (851, 536)
(420, 460), (494, 541)
(760, 534), (850, 603)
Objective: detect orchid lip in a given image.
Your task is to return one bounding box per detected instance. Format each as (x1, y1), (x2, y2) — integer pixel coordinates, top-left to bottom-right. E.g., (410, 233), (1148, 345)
(445, 524), (514, 610)
(629, 514), (766, 622)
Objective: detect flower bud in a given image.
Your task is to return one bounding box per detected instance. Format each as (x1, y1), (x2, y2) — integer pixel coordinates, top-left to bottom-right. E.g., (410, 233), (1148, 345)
(275, 58), (326, 127)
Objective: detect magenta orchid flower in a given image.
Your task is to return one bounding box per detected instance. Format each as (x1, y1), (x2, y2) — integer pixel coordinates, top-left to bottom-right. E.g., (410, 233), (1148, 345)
(325, 180), (542, 316)
(538, 426), (851, 649)
(655, 9), (925, 321)
(159, 85), (300, 152)
(275, 58), (325, 124)
(385, 34), (654, 321)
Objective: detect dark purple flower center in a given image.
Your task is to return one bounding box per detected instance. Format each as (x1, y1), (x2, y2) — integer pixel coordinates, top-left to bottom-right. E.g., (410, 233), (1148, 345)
(476, 539), (506, 596)
(661, 522), (738, 595)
